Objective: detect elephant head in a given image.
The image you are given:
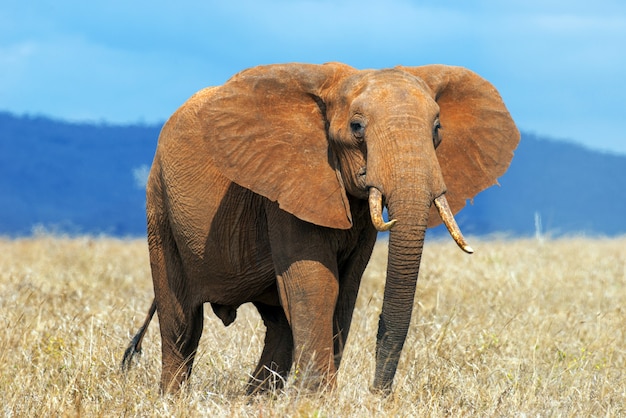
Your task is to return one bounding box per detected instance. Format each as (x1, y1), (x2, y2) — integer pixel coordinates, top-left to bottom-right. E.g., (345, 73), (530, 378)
(200, 62), (519, 392)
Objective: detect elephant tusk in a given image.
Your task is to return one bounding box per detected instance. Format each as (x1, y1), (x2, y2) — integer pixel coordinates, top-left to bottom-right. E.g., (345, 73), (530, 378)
(434, 195), (474, 254)
(368, 187), (397, 232)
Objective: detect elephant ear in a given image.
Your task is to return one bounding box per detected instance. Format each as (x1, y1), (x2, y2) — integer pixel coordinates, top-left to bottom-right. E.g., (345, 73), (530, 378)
(200, 62), (357, 229)
(398, 65), (521, 227)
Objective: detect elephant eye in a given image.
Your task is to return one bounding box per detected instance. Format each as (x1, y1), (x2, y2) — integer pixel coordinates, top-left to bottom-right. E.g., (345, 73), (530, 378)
(350, 121), (365, 140)
(433, 119), (442, 149)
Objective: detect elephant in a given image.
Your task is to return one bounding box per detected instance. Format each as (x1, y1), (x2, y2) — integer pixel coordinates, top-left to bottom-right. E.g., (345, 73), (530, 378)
(121, 62), (519, 395)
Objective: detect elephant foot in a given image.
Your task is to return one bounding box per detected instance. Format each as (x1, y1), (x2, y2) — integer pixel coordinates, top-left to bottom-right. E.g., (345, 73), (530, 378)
(290, 362), (337, 393)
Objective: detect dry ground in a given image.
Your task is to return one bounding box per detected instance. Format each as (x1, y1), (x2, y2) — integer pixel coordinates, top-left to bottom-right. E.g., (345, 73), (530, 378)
(0, 235), (624, 416)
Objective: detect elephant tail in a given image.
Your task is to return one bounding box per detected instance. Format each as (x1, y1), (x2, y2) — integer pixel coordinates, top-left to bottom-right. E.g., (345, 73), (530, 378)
(121, 299), (157, 371)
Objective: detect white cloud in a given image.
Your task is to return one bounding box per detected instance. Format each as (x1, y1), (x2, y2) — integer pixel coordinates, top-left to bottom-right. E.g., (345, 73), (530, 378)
(132, 165), (150, 189)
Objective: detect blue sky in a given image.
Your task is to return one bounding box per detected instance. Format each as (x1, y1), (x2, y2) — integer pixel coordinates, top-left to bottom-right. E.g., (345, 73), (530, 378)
(1, 1), (625, 154)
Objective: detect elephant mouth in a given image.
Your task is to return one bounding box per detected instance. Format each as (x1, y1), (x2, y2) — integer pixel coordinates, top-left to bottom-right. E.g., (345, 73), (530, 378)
(367, 187), (473, 254)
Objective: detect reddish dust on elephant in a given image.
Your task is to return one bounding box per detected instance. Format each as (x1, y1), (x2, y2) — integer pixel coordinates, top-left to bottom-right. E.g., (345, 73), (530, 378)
(121, 62), (519, 394)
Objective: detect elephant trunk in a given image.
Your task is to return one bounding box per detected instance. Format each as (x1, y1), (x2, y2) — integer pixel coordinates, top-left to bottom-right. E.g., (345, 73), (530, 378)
(372, 189), (430, 393)
(370, 187), (472, 393)
(366, 120), (474, 392)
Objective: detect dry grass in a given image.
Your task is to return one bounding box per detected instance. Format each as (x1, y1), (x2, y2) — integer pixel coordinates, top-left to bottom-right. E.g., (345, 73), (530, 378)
(1, 234), (624, 416)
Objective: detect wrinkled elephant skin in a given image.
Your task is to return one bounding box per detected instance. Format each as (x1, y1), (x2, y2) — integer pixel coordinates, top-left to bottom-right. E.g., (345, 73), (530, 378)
(121, 62), (520, 394)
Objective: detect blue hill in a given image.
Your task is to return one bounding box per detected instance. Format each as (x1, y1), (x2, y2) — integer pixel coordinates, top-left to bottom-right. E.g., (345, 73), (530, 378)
(452, 132), (626, 237)
(1, 112), (625, 237)
(0, 113), (158, 236)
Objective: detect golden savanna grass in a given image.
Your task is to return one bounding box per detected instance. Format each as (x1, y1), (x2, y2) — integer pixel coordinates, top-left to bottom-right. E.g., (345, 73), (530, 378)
(1, 235), (625, 416)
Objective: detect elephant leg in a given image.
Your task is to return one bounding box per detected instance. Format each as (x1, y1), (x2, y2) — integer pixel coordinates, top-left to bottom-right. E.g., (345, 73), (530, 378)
(158, 303), (204, 393)
(276, 260), (339, 390)
(247, 302), (293, 394)
(333, 229), (378, 370)
(148, 212), (204, 393)
(266, 203), (340, 390)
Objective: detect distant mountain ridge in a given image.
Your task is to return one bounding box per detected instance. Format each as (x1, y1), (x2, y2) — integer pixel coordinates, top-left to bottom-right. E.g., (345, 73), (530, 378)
(1, 112), (625, 237)
(0, 112), (159, 236)
(457, 132), (626, 237)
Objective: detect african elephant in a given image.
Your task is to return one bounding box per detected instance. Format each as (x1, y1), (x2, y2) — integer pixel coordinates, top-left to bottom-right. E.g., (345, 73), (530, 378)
(122, 62), (519, 394)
